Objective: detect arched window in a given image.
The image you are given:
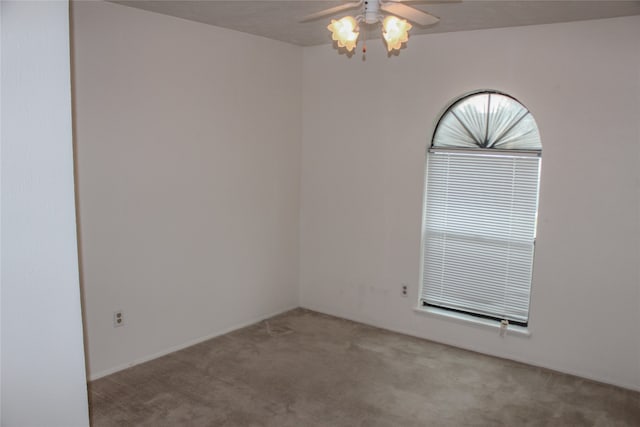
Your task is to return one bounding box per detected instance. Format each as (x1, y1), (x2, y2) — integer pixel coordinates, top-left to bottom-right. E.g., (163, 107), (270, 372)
(420, 91), (542, 327)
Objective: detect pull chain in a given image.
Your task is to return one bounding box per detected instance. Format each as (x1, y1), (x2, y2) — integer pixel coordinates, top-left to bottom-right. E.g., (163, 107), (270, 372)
(362, 24), (367, 56)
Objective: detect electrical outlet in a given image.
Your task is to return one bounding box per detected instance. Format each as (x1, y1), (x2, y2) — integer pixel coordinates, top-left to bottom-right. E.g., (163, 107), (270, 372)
(401, 283), (408, 297)
(113, 310), (124, 327)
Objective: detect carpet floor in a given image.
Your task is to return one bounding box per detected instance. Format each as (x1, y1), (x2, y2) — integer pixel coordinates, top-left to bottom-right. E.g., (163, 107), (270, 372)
(88, 308), (640, 426)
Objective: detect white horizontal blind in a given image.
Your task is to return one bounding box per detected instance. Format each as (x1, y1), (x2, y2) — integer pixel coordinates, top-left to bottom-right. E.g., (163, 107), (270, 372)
(421, 151), (541, 324)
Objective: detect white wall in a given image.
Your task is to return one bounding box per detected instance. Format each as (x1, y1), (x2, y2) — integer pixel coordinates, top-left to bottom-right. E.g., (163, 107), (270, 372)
(72, 1), (302, 378)
(73, 2), (640, 391)
(300, 16), (640, 390)
(1, 1), (90, 425)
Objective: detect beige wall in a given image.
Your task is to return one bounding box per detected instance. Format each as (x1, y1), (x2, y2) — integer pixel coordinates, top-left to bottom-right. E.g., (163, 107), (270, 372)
(72, 1), (302, 378)
(300, 15), (640, 390)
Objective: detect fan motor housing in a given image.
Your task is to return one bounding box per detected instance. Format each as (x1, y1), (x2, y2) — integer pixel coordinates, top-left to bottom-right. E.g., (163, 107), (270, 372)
(363, 0), (381, 24)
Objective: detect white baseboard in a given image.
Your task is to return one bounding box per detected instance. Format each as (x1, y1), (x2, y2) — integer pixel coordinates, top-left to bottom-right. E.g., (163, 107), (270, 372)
(88, 304), (298, 381)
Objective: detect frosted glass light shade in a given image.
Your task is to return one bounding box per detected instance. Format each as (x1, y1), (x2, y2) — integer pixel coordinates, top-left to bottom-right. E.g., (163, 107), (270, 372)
(327, 16), (359, 52)
(382, 16), (411, 52)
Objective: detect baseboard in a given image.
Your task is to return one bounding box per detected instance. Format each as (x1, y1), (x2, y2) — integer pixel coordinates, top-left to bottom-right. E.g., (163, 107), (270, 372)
(88, 304), (299, 381)
(299, 302), (640, 393)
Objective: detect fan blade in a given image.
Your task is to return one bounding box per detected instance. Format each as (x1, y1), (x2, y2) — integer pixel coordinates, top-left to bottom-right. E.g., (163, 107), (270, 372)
(300, 1), (363, 23)
(380, 2), (439, 26)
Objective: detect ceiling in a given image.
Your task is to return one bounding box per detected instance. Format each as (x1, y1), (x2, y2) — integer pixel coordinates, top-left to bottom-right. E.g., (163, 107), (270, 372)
(112, 0), (640, 46)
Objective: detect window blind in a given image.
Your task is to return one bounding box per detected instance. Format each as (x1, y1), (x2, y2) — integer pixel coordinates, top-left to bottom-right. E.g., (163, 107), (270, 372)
(421, 150), (541, 325)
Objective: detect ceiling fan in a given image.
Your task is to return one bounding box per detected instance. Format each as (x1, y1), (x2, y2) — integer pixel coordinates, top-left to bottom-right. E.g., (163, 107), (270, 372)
(301, 0), (441, 53)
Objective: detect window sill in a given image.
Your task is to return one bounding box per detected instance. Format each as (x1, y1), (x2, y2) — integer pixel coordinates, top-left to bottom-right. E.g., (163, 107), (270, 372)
(413, 306), (532, 337)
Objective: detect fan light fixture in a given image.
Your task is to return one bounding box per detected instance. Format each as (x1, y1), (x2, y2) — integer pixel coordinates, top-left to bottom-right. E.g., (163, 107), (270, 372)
(328, 13), (411, 52)
(303, 0), (440, 55)
(327, 9), (411, 53)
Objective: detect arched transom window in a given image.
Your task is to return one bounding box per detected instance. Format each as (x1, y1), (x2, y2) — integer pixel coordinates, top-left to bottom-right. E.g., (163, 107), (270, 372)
(433, 91), (541, 150)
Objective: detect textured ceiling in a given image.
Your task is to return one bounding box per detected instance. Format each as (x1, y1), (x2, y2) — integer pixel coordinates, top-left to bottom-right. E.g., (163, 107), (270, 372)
(112, 0), (640, 46)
